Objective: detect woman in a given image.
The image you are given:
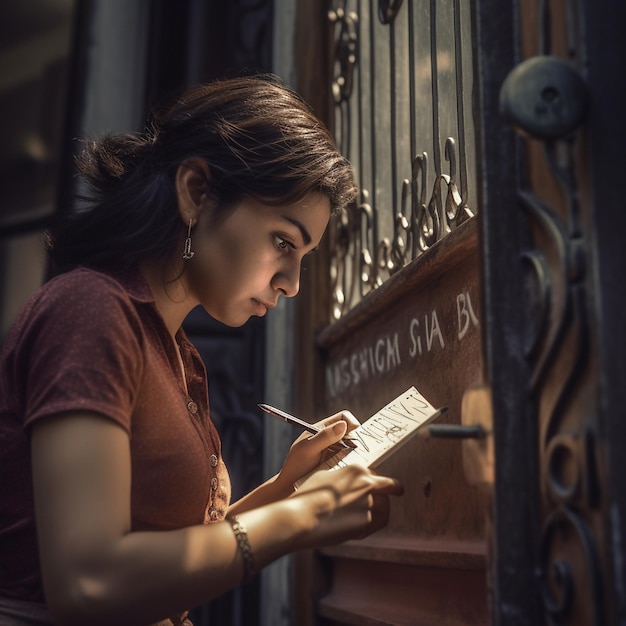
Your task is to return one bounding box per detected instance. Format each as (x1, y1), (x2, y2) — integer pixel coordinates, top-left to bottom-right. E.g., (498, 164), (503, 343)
(0, 75), (403, 625)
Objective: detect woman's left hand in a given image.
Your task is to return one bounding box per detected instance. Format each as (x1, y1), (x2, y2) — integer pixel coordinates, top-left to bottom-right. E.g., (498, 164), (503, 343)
(276, 410), (360, 491)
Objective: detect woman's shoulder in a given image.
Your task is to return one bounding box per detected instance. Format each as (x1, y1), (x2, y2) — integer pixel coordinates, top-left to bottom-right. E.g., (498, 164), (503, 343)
(38, 266), (151, 309)
(10, 267), (150, 344)
(45, 266), (134, 295)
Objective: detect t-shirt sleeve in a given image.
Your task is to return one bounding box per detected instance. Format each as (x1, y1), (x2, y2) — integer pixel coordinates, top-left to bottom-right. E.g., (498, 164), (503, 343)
(18, 272), (145, 433)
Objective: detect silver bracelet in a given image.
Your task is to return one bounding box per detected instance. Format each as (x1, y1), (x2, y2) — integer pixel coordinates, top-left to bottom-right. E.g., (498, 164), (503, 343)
(226, 515), (257, 584)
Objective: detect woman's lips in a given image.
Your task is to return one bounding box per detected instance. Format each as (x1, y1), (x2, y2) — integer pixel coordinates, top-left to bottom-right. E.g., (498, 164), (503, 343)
(252, 299), (274, 316)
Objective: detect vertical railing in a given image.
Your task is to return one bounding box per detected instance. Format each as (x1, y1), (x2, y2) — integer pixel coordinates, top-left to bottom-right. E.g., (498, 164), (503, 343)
(328, 0), (477, 321)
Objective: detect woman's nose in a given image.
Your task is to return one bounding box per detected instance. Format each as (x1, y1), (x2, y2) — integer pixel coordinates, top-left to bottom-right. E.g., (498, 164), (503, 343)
(273, 261), (300, 298)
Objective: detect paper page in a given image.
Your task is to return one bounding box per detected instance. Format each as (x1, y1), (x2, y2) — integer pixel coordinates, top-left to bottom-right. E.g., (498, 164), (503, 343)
(294, 386), (443, 488)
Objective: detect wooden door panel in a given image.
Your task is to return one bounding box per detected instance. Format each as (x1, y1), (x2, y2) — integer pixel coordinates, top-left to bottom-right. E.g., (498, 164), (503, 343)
(318, 557), (487, 625)
(319, 219), (484, 541)
(314, 218), (488, 623)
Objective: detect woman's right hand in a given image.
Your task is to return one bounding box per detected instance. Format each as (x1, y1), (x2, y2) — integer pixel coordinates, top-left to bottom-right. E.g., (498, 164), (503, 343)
(287, 464), (404, 547)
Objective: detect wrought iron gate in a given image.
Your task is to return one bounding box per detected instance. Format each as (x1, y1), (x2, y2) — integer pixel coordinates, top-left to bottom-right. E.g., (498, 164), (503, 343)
(479, 0), (626, 624)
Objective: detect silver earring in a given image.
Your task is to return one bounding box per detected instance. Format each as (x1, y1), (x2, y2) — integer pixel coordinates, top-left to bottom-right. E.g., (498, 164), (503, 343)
(182, 218), (195, 260)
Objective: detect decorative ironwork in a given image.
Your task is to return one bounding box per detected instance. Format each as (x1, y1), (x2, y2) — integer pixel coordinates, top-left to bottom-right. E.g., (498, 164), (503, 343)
(329, 5), (358, 105)
(328, 0), (476, 321)
(378, 0), (404, 24)
(514, 2), (604, 623)
(540, 507), (604, 625)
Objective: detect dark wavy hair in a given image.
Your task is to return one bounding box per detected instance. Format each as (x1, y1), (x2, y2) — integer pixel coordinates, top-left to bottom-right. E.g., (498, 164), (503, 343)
(48, 74), (357, 272)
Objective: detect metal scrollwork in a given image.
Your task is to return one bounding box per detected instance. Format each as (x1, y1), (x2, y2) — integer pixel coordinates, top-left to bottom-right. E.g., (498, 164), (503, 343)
(411, 152), (437, 255)
(378, 0), (404, 24)
(329, 203), (353, 321)
(512, 0), (602, 616)
(331, 136), (472, 315)
(329, 3), (358, 104)
(328, 2), (476, 318)
(520, 140), (601, 622)
(540, 507), (604, 625)
(443, 137), (472, 228)
(331, 188), (390, 321)
(389, 179), (412, 272)
(359, 192), (382, 295)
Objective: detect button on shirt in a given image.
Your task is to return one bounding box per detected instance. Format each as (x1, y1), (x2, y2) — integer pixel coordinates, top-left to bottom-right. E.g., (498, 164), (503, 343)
(0, 266), (231, 602)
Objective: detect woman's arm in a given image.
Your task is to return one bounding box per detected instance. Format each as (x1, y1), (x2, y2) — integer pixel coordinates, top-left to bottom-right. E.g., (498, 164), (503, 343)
(31, 411), (401, 626)
(229, 410), (360, 515)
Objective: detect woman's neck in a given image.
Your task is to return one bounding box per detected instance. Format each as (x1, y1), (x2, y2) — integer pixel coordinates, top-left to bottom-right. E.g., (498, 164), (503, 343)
(140, 262), (197, 339)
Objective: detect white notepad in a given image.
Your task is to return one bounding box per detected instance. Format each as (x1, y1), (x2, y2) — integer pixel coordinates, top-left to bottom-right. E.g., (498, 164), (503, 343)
(295, 386), (445, 488)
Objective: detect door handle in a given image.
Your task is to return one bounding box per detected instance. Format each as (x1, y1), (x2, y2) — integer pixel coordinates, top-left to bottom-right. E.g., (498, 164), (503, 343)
(423, 385), (494, 485)
(427, 423), (487, 439)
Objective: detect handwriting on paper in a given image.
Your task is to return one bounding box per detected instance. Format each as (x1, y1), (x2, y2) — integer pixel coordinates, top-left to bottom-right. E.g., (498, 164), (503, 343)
(294, 387), (442, 488)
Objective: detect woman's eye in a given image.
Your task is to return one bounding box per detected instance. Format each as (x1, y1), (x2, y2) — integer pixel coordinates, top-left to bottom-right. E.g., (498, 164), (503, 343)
(275, 236), (292, 251)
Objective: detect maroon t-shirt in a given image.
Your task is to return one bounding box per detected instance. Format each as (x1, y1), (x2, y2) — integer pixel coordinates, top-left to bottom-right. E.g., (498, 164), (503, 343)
(0, 266), (231, 602)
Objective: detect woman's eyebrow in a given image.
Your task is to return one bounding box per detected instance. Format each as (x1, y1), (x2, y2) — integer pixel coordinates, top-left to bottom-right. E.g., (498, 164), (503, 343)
(282, 216), (312, 245)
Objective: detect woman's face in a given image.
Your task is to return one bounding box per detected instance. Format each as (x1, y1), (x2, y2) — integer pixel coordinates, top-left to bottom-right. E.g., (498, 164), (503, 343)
(184, 193), (331, 327)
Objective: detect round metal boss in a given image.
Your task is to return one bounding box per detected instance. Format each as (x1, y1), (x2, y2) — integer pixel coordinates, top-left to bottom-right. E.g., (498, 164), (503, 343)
(499, 55), (587, 140)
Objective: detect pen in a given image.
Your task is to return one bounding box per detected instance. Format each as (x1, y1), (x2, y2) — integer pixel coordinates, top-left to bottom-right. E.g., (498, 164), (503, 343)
(258, 403), (356, 449)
